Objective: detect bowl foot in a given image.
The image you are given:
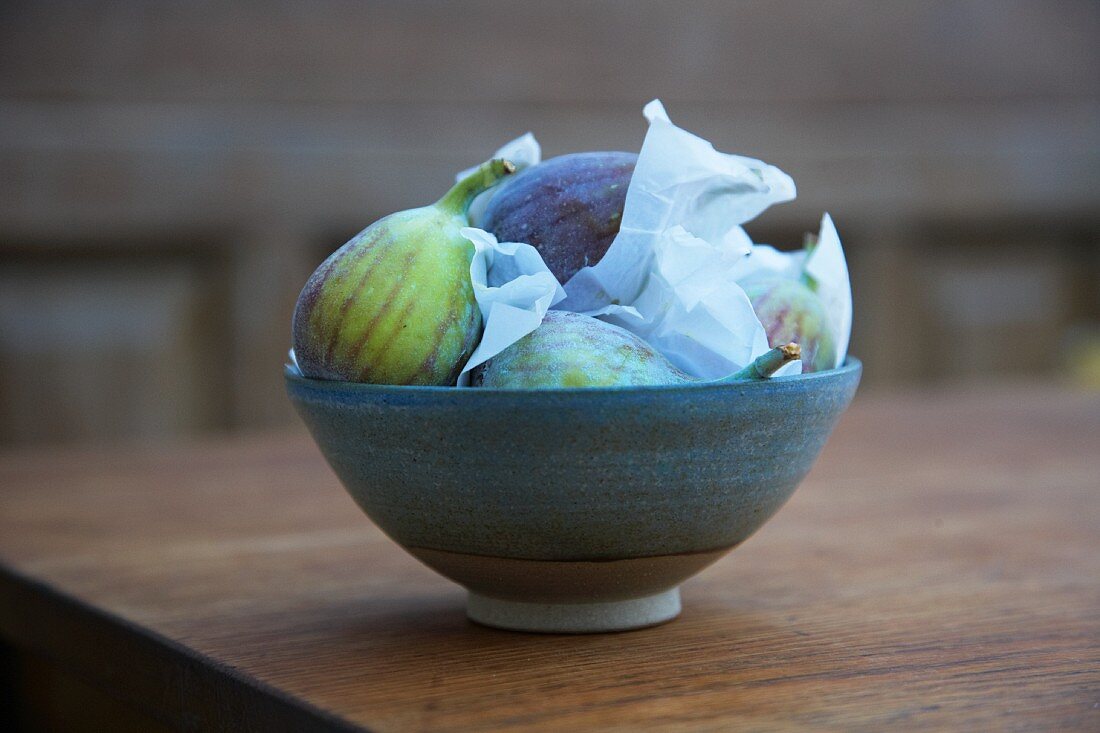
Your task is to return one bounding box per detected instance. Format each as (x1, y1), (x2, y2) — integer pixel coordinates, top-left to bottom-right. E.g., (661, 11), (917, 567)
(467, 588), (681, 634)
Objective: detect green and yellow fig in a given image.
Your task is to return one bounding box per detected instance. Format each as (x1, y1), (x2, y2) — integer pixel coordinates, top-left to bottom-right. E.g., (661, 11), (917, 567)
(471, 310), (799, 388)
(292, 159), (515, 385)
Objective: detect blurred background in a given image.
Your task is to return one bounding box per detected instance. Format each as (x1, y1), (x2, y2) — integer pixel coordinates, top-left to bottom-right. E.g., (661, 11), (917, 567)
(0, 0), (1097, 446)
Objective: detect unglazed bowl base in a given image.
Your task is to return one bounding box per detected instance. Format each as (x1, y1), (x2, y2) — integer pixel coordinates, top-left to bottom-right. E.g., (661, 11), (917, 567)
(467, 588), (681, 634)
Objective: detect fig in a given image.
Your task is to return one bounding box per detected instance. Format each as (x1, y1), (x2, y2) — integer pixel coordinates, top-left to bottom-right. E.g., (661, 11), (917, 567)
(480, 151), (636, 283)
(292, 159), (515, 385)
(471, 311), (798, 388)
(742, 277), (837, 373)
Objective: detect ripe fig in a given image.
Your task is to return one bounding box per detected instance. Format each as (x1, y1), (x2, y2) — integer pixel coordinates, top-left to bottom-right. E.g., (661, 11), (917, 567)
(471, 311), (798, 388)
(742, 277), (837, 373)
(480, 152), (636, 283)
(292, 159), (515, 385)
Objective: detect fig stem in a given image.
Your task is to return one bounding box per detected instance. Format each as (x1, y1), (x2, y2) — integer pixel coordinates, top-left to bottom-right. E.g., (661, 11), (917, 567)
(721, 343), (801, 382)
(436, 158), (516, 215)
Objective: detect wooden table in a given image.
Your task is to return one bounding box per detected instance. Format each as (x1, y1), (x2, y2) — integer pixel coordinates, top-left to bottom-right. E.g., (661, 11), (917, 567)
(1, 386), (1098, 731)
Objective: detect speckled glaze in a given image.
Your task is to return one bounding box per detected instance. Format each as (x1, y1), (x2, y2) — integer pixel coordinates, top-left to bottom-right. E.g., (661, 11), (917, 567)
(286, 358), (861, 632)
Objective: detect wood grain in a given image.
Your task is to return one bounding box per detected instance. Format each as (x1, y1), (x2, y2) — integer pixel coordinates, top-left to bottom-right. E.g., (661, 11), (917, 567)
(1, 385), (1098, 731)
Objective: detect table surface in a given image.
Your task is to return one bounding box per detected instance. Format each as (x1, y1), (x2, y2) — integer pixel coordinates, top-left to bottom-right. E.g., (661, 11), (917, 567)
(1, 385), (1098, 732)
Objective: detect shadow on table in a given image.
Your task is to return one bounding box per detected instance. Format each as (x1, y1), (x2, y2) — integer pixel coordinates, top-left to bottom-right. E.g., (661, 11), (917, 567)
(274, 588), (858, 729)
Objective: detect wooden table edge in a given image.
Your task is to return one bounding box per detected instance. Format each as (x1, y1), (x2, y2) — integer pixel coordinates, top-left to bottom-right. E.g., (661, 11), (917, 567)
(0, 564), (367, 733)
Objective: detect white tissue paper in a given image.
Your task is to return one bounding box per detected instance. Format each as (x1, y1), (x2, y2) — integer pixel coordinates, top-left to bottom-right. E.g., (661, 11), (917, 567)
(459, 228), (566, 379)
(562, 100), (802, 377)
(560, 100), (795, 315)
(729, 213), (853, 368)
(806, 215), (853, 366)
(455, 99), (850, 383)
(592, 225), (777, 378)
(451, 133), (567, 380)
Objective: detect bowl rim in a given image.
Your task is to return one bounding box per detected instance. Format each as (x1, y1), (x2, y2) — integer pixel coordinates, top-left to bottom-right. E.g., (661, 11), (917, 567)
(284, 356), (862, 397)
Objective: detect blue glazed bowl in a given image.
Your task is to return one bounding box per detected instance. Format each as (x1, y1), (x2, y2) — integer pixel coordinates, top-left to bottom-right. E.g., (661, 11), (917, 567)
(286, 359), (861, 633)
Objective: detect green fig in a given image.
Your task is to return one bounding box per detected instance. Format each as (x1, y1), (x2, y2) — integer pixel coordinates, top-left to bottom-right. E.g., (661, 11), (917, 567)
(742, 277), (837, 373)
(471, 311), (799, 388)
(293, 159), (515, 385)
(481, 152), (637, 283)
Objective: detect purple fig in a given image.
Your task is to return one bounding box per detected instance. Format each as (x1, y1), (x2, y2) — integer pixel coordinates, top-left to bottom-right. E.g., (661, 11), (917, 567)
(472, 311), (799, 388)
(481, 152), (637, 283)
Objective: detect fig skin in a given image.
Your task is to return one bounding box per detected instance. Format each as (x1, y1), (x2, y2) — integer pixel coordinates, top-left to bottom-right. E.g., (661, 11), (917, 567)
(472, 311), (800, 389)
(472, 311), (688, 388)
(481, 151), (637, 283)
(292, 159), (514, 385)
(743, 277), (837, 373)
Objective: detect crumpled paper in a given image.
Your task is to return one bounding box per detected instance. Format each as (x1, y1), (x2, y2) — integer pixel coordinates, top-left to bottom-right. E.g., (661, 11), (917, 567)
(560, 100), (795, 315)
(729, 213), (852, 369)
(591, 224), (775, 378)
(459, 228), (566, 378)
(455, 99), (851, 382)
(454, 134), (565, 378)
(562, 101), (802, 377)
(805, 214), (853, 366)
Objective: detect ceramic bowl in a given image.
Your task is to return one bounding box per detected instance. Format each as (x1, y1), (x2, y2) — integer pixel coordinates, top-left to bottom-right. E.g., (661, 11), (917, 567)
(286, 359), (861, 633)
